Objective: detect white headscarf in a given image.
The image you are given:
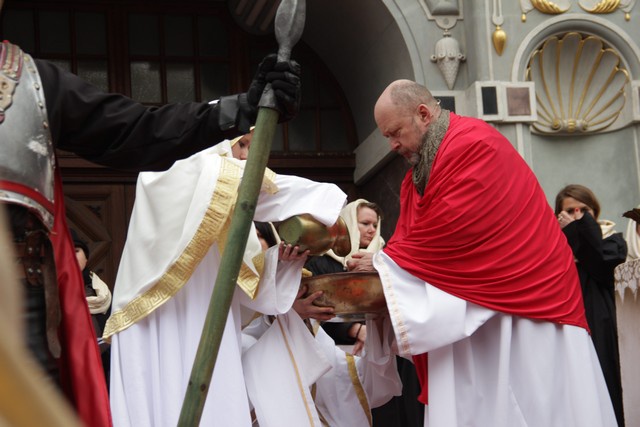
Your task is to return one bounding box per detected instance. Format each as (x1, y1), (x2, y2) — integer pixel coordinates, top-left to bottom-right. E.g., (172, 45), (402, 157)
(326, 199), (385, 268)
(599, 219), (617, 239)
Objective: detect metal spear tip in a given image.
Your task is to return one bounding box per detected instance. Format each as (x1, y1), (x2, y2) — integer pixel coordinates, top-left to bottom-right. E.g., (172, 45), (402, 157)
(274, 0), (306, 61)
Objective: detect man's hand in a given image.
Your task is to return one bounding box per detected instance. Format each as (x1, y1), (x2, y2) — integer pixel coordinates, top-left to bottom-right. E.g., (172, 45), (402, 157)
(346, 252), (375, 272)
(349, 323), (366, 356)
(261, 55), (301, 121)
(292, 285), (335, 321)
(218, 54), (302, 133)
(245, 54), (301, 123)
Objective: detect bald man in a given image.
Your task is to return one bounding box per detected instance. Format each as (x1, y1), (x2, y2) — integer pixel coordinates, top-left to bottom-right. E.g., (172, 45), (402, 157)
(349, 79), (618, 427)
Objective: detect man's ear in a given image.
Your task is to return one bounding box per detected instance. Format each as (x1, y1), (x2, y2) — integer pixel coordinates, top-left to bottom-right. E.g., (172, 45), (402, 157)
(416, 104), (431, 124)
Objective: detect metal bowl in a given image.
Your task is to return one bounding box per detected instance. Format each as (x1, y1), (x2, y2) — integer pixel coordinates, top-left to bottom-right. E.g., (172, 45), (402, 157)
(301, 271), (387, 321)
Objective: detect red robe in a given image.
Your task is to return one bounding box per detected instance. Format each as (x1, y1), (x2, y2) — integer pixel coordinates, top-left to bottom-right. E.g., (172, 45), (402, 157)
(383, 113), (587, 403)
(50, 172), (112, 426)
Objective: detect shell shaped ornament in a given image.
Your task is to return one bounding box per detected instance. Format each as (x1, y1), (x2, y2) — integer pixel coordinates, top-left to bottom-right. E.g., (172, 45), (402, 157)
(526, 32), (629, 135)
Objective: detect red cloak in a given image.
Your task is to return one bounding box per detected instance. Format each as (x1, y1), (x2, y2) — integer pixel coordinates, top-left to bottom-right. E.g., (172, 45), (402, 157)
(383, 113), (587, 403)
(50, 172), (112, 426)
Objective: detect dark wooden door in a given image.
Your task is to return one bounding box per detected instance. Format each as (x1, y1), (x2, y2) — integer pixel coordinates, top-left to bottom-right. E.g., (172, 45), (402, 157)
(64, 182), (136, 290)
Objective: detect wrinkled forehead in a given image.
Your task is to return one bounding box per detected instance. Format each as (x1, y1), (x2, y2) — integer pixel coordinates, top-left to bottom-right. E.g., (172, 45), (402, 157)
(375, 98), (400, 125)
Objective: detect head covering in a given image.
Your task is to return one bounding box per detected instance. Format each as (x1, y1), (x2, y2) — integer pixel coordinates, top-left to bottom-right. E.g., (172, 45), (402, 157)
(599, 219), (617, 239)
(69, 228), (90, 259)
(326, 199), (385, 267)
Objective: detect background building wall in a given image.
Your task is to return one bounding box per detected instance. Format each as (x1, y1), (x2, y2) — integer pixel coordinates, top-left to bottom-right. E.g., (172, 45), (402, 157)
(345, 0), (640, 238)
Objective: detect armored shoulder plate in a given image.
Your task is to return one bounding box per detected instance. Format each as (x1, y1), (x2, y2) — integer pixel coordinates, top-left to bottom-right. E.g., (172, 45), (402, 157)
(0, 41), (56, 229)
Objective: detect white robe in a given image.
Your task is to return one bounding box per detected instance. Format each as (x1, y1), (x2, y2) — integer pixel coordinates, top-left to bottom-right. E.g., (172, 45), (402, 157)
(107, 147), (346, 427)
(241, 312), (402, 427)
(373, 251), (618, 427)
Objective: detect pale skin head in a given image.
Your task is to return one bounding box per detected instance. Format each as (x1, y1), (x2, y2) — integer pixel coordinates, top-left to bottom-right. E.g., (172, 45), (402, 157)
(357, 206), (379, 249)
(374, 79), (441, 165)
(75, 247), (88, 271)
(231, 130), (253, 160)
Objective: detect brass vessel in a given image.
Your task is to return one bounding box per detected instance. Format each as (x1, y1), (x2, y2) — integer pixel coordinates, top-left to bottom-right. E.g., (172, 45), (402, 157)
(277, 214), (351, 256)
(301, 271), (387, 321)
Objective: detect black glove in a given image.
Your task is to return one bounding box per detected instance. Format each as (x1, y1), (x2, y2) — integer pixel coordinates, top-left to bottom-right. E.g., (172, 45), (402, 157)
(250, 54), (301, 122)
(217, 54), (301, 133)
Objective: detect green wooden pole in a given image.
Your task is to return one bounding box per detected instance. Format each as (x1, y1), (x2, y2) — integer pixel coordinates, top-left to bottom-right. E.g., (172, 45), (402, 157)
(178, 1), (305, 424)
(177, 109), (279, 426)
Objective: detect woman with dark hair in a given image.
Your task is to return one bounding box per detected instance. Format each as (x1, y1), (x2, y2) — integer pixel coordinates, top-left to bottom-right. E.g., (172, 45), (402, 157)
(555, 184), (627, 426)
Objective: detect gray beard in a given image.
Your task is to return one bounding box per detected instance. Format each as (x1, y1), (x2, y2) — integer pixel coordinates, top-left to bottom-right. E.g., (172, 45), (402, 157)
(411, 109), (450, 195)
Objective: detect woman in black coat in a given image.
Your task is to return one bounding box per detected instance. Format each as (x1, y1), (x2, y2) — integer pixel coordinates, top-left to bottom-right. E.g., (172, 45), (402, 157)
(555, 184), (627, 427)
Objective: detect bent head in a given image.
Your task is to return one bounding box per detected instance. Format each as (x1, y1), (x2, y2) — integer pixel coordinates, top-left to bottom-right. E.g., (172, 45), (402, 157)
(231, 131), (253, 160)
(374, 80), (440, 165)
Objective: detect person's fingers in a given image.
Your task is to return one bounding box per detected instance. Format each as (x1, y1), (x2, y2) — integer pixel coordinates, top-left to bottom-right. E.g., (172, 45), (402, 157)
(310, 306), (334, 315)
(304, 290), (323, 302)
(296, 285), (307, 299)
(313, 313), (335, 321)
(352, 340), (364, 356)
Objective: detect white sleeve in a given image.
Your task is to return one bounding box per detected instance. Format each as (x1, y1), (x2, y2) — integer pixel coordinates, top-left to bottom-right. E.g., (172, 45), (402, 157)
(254, 174), (346, 226)
(373, 251), (497, 356)
(236, 245), (304, 315)
(313, 323), (400, 426)
(355, 315), (403, 408)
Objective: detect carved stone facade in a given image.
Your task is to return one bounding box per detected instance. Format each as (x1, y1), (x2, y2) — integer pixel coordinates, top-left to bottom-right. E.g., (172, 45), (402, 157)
(345, 0), (640, 241)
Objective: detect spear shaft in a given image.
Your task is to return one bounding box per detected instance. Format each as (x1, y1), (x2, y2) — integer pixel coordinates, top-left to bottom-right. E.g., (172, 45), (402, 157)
(178, 1), (305, 425)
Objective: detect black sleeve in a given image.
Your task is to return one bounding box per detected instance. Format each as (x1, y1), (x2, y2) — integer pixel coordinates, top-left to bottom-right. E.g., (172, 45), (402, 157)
(321, 322), (360, 345)
(36, 59), (241, 171)
(563, 214), (626, 282)
(602, 233), (627, 271)
(562, 212), (602, 260)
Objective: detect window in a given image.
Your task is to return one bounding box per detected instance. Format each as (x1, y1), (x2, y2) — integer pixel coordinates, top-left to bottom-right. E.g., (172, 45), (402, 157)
(1, 1), (357, 158)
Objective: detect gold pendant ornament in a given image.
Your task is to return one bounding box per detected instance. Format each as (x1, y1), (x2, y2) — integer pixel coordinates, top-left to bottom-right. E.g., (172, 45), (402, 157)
(493, 25), (507, 56)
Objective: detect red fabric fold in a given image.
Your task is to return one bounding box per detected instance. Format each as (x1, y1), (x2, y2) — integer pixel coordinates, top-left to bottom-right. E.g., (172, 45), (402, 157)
(51, 172), (112, 427)
(384, 113), (587, 404)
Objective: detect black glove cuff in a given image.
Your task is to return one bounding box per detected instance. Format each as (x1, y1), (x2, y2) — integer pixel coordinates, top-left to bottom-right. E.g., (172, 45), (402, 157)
(217, 93), (255, 134)
(237, 92), (256, 134)
(217, 95), (241, 131)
